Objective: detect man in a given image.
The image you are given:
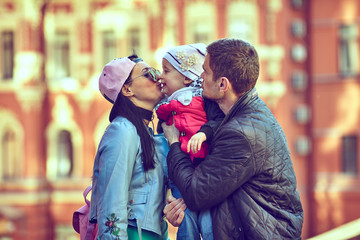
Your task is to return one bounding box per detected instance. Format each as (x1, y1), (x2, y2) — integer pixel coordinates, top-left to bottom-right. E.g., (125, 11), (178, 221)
(162, 38), (303, 240)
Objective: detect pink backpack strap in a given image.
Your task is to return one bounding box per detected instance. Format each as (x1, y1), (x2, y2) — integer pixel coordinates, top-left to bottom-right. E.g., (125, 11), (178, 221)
(83, 185), (92, 206)
(83, 185), (98, 240)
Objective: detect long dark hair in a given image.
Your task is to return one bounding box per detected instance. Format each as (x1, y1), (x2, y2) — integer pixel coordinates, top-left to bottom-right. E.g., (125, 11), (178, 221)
(109, 55), (156, 171)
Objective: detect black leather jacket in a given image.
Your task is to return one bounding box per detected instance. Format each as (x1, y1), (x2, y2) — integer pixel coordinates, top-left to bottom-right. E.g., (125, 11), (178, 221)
(167, 88), (303, 240)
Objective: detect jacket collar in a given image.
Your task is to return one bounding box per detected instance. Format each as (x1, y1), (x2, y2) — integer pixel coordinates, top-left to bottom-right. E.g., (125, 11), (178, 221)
(221, 88), (258, 125)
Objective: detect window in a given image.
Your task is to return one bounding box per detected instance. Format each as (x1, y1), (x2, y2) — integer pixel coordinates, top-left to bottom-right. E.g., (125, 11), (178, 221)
(227, 1), (258, 45)
(339, 24), (359, 76)
(0, 110), (23, 181)
(291, 0), (304, 9)
(186, 2), (216, 44)
(193, 22), (210, 43)
(342, 136), (358, 174)
(228, 20), (253, 43)
(102, 30), (116, 66)
(1, 31), (14, 80)
(1, 129), (17, 180)
(57, 130), (73, 178)
(128, 28), (140, 53)
(54, 31), (70, 78)
(46, 95), (83, 180)
(194, 32), (208, 43)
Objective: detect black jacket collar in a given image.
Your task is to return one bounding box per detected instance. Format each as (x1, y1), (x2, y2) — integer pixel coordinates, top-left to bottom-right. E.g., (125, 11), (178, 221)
(222, 88), (258, 124)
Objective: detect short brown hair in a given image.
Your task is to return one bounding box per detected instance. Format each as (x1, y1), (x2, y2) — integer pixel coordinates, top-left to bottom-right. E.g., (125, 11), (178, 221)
(206, 38), (260, 95)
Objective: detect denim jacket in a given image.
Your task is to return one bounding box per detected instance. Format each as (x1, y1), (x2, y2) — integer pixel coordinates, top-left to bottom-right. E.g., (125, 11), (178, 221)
(89, 116), (169, 239)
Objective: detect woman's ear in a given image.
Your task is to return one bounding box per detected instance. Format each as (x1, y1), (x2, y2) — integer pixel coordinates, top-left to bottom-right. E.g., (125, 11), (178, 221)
(121, 84), (134, 97)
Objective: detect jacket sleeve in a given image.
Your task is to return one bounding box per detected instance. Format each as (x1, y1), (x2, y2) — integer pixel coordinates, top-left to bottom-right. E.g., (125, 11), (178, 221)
(167, 126), (254, 211)
(95, 121), (140, 239)
(199, 97), (225, 142)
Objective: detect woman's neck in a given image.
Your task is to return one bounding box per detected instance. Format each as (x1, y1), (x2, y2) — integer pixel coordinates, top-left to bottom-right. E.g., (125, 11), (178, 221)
(136, 106), (153, 125)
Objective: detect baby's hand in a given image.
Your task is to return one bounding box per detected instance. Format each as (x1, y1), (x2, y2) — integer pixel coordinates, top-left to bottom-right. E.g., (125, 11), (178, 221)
(187, 132), (207, 154)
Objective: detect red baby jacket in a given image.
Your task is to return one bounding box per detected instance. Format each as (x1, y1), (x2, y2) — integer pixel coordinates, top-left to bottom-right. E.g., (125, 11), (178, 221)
(156, 95), (208, 160)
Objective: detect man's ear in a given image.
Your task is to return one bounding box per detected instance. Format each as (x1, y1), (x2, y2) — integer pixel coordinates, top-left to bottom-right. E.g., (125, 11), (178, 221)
(219, 77), (230, 93)
(121, 84), (134, 97)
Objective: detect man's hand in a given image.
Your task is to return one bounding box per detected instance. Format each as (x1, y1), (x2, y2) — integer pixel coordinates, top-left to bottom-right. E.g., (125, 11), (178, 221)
(187, 132), (207, 154)
(163, 195), (186, 227)
(161, 119), (180, 146)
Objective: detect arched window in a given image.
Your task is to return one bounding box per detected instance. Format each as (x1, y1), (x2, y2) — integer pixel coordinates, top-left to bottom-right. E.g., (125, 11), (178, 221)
(0, 109), (23, 181)
(46, 95), (83, 180)
(56, 130), (73, 178)
(2, 129), (17, 180)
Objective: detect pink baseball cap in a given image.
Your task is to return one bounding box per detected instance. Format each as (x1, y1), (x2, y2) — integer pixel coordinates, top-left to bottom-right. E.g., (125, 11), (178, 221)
(99, 57), (136, 103)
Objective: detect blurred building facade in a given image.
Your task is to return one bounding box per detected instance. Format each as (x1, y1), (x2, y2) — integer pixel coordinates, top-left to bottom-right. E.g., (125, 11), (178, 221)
(0, 0), (358, 239)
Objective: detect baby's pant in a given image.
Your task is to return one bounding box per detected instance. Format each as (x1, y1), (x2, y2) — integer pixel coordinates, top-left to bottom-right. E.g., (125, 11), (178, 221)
(171, 184), (213, 240)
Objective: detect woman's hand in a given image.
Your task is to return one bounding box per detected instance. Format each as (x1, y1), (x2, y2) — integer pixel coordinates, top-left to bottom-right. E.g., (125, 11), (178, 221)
(187, 132), (207, 154)
(163, 195), (186, 227)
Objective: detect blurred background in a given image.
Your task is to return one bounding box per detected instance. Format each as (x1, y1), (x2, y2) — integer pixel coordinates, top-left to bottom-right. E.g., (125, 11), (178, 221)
(0, 0), (359, 239)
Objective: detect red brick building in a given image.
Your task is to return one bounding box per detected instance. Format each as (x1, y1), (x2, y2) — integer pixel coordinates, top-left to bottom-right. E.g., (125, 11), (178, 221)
(0, 0), (359, 239)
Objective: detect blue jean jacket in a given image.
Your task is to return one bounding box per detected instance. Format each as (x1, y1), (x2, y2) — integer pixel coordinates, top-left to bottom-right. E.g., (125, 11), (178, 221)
(89, 116), (169, 239)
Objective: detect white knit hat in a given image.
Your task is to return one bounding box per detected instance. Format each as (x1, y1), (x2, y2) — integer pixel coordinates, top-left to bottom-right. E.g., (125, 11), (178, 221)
(163, 43), (207, 82)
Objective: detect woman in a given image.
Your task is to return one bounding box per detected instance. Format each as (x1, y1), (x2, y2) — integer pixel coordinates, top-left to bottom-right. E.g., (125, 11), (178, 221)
(88, 55), (170, 239)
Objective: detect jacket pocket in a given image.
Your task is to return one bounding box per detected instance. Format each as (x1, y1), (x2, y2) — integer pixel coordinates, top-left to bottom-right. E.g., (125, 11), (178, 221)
(128, 192), (148, 220)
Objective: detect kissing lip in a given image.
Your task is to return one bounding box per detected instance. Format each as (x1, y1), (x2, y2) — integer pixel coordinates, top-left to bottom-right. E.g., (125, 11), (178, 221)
(157, 79), (166, 89)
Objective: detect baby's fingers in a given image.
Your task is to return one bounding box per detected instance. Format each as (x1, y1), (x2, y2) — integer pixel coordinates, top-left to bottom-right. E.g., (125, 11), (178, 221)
(187, 139), (192, 153)
(192, 140), (200, 154)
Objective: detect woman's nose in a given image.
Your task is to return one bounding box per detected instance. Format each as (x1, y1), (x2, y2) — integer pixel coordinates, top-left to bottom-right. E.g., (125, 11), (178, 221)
(158, 74), (165, 83)
(156, 76), (164, 86)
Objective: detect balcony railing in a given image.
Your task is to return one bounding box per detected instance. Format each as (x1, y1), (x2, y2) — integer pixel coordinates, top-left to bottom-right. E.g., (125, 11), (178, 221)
(307, 218), (360, 240)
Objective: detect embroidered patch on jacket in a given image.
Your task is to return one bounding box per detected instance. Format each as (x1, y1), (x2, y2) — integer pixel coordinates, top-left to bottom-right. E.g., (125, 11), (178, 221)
(105, 213), (121, 238)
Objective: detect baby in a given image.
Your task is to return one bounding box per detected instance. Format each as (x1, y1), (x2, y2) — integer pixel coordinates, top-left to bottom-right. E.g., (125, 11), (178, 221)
(156, 43), (224, 165)
(156, 43), (224, 240)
